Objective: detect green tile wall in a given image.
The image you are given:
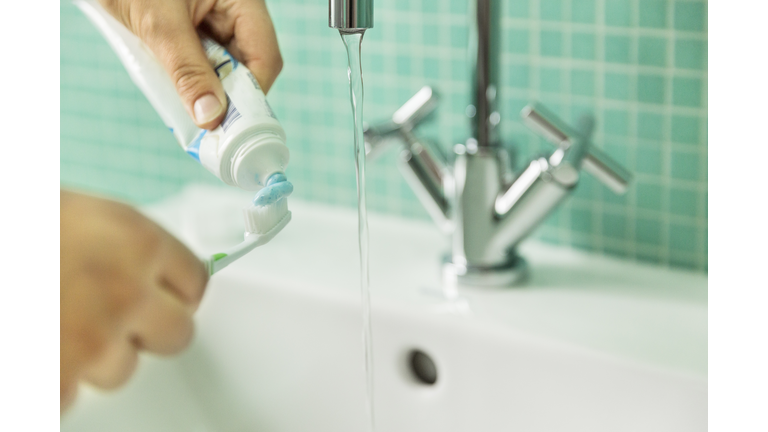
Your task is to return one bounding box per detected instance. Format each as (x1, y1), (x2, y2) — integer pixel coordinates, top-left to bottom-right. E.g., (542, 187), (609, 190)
(60, 0), (708, 270)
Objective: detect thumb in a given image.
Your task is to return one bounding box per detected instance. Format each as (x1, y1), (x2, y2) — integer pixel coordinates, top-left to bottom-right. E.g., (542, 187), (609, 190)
(136, 9), (226, 130)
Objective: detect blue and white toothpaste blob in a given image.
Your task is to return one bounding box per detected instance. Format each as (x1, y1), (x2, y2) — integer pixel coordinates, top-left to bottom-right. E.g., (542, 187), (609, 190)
(253, 173), (294, 206)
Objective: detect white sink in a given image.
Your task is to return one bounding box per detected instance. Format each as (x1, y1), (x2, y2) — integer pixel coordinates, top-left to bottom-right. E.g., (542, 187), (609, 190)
(61, 185), (707, 432)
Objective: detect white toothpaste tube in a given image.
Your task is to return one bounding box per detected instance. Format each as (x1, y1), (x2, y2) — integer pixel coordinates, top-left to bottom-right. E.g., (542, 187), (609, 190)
(75, 0), (289, 191)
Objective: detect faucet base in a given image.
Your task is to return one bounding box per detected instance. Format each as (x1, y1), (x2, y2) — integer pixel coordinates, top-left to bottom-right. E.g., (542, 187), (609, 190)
(441, 254), (528, 294)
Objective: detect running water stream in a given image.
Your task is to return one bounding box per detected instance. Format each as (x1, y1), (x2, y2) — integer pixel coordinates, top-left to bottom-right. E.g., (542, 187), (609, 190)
(341, 31), (374, 432)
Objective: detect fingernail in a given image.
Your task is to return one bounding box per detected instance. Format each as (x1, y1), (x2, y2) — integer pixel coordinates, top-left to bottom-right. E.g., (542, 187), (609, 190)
(194, 94), (223, 124)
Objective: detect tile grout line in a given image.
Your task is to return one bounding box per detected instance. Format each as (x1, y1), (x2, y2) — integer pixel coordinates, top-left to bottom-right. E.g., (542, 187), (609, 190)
(625, 0), (640, 262)
(660, 0), (676, 267)
(593, 0), (607, 255)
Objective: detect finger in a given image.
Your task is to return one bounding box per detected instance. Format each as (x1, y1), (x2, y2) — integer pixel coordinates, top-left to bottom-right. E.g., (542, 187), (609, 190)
(156, 234), (208, 309)
(134, 2), (227, 129)
(130, 286), (195, 355)
(81, 337), (140, 390)
(206, 0), (283, 93)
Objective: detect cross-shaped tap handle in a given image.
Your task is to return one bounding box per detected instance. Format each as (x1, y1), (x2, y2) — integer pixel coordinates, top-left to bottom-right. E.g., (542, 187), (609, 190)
(521, 103), (632, 194)
(363, 86), (439, 159)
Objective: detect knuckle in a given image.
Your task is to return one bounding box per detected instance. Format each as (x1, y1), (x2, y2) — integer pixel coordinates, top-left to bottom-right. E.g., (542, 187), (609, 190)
(135, 8), (166, 44)
(172, 63), (214, 101)
(98, 0), (125, 21)
(97, 0), (118, 13)
(131, 6), (216, 103)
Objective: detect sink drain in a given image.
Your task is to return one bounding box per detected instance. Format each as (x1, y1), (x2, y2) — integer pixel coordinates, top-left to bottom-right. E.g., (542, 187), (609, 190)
(408, 349), (438, 385)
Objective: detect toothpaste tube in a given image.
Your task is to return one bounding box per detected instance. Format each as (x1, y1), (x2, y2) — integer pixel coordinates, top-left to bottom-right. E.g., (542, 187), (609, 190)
(75, 0), (289, 191)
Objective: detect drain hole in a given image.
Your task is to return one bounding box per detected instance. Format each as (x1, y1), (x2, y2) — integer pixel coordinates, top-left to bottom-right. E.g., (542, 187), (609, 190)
(408, 349), (438, 385)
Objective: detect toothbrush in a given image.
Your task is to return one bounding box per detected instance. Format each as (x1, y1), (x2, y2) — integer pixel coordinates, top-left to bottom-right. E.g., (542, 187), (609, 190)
(204, 196), (291, 276)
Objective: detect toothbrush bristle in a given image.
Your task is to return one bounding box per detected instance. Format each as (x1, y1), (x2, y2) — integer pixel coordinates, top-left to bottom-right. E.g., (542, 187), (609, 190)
(243, 197), (289, 235)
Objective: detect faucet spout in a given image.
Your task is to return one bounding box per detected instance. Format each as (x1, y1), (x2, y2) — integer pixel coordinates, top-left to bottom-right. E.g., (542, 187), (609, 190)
(329, 0), (374, 32)
(489, 155), (579, 258)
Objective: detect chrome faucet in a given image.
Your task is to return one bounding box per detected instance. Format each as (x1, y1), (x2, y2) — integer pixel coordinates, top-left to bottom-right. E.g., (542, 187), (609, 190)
(329, 0), (373, 32)
(333, 0), (632, 289)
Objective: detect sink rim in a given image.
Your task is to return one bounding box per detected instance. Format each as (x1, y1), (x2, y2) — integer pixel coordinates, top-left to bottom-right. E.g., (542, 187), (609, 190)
(141, 184), (708, 379)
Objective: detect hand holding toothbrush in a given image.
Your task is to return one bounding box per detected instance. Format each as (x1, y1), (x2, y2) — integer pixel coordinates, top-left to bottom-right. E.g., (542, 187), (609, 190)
(60, 191), (208, 411)
(97, 0), (283, 129)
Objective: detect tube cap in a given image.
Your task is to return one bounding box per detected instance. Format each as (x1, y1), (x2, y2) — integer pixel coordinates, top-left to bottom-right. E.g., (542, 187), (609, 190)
(231, 133), (289, 190)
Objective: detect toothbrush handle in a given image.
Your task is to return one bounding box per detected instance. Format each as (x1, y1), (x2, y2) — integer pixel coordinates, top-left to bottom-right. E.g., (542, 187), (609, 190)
(204, 211), (292, 276)
(205, 234), (265, 276)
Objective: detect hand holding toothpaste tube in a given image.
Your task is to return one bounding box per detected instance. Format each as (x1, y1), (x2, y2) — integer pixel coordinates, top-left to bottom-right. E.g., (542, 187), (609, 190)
(97, 0), (283, 130)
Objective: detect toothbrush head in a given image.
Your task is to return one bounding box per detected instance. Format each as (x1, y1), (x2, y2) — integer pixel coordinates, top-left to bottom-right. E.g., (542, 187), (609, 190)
(205, 198), (291, 277)
(243, 197), (290, 236)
